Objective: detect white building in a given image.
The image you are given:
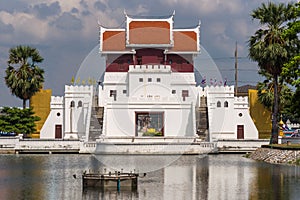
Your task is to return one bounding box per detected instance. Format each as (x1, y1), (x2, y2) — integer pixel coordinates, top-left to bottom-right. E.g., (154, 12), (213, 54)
(40, 13), (258, 142)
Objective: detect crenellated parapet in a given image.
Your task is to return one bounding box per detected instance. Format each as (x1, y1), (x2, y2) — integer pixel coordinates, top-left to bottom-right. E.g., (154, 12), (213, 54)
(196, 85), (236, 103)
(129, 65), (171, 73)
(65, 85), (93, 93)
(234, 96), (248, 102)
(234, 96), (249, 109)
(50, 96), (64, 109)
(104, 72), (127, 83)
(64, 85), (94, 97)
(205, 85), (234, 92)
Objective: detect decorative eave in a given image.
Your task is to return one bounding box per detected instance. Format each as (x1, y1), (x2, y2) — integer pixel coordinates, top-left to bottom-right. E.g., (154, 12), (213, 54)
(124, 10), (175, 20)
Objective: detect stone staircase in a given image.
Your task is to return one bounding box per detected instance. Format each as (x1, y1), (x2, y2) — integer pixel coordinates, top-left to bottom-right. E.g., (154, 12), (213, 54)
(197, 96), (209, 141)
(88, 96), (103, 141)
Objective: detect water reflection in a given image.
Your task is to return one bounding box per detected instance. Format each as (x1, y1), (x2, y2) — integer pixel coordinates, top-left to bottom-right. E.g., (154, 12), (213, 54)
(0, 154), (300, 200)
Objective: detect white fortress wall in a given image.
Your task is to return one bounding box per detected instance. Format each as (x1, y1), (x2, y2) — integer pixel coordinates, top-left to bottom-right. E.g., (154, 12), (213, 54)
(233, 96), (258, 139)
(104, 102), (195, 137)
(206, 86), (242, 140)
(101, 65), (198, 137)
(40, 96), (64, 139)
(64, 85), (93, 137)
(204, 85), (258, 140)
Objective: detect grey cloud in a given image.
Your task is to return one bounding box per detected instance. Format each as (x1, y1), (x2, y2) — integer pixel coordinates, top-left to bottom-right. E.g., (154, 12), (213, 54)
(50, 12), (83, 31)
(80, 0), (89, 9)
(82, 10), (91, 16)
(94, 1), (107, 11)
(71, 8), (79, 14)
(79, 0), (91, 16)
(0, 21), (14, 34)
(0, 0), (28, 13)
(33, 2), (61, 19)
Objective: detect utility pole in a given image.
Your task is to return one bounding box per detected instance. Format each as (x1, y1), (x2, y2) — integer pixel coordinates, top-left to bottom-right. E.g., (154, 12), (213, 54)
(234, 42), (238, 96)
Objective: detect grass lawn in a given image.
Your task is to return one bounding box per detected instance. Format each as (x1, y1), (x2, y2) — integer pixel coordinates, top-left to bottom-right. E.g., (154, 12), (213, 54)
(262, 143), (300, 150)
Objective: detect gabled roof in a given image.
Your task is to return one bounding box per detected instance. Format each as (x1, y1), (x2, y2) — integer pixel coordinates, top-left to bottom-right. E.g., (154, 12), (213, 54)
(99, 12), (200, 53)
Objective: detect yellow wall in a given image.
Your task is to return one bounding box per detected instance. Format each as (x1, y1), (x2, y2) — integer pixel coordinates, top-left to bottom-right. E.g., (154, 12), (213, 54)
(29, 89), (52, 138)
(248, 89), (272, 139)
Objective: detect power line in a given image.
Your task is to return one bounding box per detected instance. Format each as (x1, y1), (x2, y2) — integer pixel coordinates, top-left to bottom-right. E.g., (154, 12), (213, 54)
(200, 56), (251, 60)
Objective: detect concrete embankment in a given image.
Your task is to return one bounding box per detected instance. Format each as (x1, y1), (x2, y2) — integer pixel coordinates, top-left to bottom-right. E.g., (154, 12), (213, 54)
(250, 147), (300, 165)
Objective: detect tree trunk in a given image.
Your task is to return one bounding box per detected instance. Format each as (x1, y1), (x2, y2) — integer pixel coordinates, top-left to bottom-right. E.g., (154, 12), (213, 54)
(23, 99), (26, 109)
(271, 74), (279, 144)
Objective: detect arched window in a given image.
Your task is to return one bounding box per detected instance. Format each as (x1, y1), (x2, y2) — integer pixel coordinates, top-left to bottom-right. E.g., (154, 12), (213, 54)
(217, 101), (221, 107)
(70, 101), (75, 107)
(224, 101), (229, 107)
(78, 101), (82, 107)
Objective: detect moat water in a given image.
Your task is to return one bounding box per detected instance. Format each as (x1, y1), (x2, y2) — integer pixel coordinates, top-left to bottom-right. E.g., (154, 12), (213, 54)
(0, 154), (300, 200)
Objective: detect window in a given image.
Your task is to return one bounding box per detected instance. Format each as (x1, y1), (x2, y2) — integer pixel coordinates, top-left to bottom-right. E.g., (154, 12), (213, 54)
(110, 90), (117, 101)
(224, 101), (229, 107)
(172, 90), (176, 94)
(148, 78), (152, 82)
(123, 90), (127, 94)
(217, 101), (221, 107)
(157, 78), (161, 82)
(139, 78), (143, 82)
(182, 90), (189, 101)
(78, 101), (82, 107)
(70, 101), (75, 108)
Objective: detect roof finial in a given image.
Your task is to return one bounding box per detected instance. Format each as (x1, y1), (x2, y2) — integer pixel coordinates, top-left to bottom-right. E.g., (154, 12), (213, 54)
(124, 9), (127, 16)
(198, 20), (201, 27)
(172, 10), (176, 16)
(97, 17), (101, 27)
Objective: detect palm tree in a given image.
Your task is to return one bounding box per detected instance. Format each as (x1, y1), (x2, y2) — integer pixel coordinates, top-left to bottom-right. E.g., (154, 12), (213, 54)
(257, 79), (293, 113)
(5, 45), (44, 109)
(248, 2), (295, 144)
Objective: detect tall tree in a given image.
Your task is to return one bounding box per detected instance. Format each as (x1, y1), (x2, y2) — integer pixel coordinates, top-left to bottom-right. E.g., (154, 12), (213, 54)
(282, 2), (300, 88)
(5, 45), (45, 109)
(280, 2), (300, 122)
(248, 2), (296, 144)
(257, 80), (293, 116)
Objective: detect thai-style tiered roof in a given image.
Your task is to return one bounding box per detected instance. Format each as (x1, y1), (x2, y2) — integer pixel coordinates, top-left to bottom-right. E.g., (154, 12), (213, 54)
(99, 12), (200, 54)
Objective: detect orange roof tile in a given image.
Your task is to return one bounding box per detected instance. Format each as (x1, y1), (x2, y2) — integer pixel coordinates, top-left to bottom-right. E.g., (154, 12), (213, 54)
(129, 21), (170, 29)
(128, 21), (170, 45)
(102, 31), (126, 51)
(171, 31), (198, 52)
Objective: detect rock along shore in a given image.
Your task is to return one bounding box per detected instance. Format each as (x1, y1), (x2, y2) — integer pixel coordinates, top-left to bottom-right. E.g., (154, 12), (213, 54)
(250, 147), (300, 165)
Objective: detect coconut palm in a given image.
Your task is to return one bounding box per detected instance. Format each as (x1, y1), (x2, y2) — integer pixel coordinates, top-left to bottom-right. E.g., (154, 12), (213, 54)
(248, 2), (295, 144)
(5, 46), (44, 109)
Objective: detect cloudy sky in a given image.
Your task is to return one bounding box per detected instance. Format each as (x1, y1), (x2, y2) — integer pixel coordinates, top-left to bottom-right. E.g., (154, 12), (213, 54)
(0, 0), (295, 107)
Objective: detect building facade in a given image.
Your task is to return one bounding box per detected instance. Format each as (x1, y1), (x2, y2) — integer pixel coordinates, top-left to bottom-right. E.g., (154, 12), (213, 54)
(40, 13), (258, 141)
